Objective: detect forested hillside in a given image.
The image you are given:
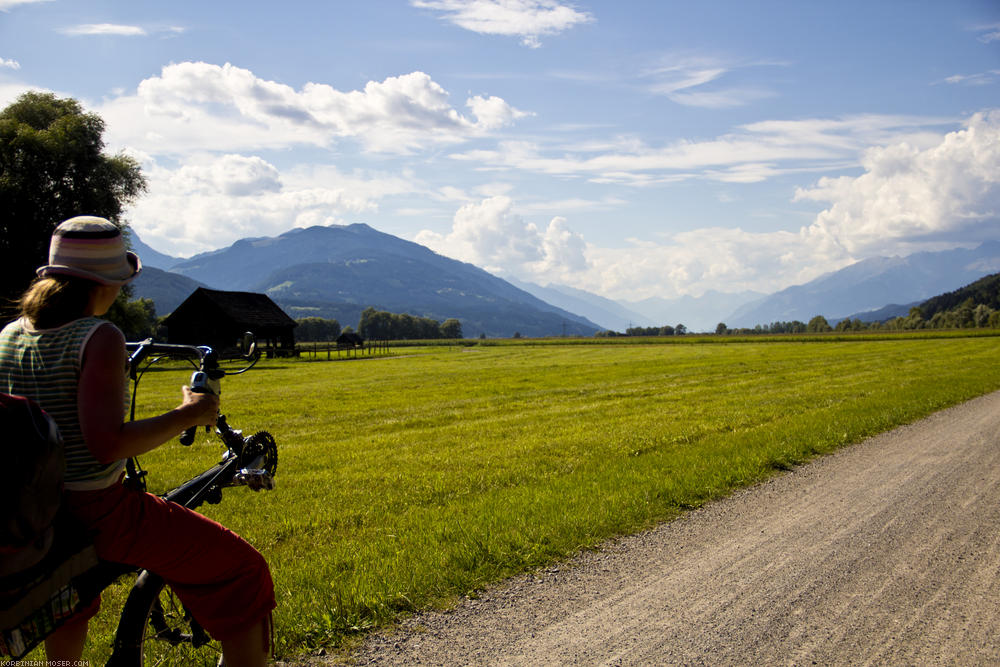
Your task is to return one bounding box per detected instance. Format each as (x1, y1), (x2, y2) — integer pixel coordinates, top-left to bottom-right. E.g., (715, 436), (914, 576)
(920, 273), (1000, 319)
(836, 271), (1000, 331)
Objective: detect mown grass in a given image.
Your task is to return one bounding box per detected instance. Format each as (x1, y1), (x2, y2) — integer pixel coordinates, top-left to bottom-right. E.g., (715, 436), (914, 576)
(72, 333), (1000, 663)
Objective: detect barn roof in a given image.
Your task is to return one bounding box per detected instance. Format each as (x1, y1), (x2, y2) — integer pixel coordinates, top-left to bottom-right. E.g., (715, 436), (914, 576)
(163, 288), (297, 329)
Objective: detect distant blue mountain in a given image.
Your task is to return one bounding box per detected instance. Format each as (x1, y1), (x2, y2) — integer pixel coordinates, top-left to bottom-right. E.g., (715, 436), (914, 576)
(507, 279), (654, 331)
(128, 232), (184, 271)
(131, 226), (1000, 336)
(725, 241), (1000, 327)
(158, 224), (601, 337)
(832, 302), (918, 325)
(507, 280), (766, 333)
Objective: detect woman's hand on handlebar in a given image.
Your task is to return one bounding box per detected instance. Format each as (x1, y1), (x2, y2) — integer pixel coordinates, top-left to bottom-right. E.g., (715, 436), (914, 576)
(180, 386), (220, 428)
(81, 324), (222, 462)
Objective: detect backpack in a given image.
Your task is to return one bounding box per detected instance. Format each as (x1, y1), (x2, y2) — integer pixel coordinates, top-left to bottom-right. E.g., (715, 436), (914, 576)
(0, 393), (100, 658)
(0, 393), (65, 576)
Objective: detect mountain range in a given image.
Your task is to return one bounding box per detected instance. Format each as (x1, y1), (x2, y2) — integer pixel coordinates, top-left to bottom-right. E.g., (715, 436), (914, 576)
(507, 281), (766, 332)
(131, 223), (1000, 336)
(505, 279), (654, 332)
(133, 224), (602, 338)
(725, 242), (1000, 328)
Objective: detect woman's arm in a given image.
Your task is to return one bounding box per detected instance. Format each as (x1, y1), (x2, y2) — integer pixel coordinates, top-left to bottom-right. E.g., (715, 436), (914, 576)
(78, 323), (220, 464)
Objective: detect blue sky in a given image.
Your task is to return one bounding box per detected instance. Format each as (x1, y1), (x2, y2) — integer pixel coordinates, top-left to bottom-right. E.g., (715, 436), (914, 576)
(1, 0), (998, 300)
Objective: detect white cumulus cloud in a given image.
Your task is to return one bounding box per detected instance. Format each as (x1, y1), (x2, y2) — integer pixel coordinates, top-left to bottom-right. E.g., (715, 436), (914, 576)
(98, 62), (527, 155)
(415, 195), (588, 280)
(419, 112), (1000, 301)
(797, 110), (1000, 257)
(0, 57), (20, 70)
(411, 0), (593, 47)
(168, 154), (282, 197)
(415, 196), (829, 299)
(127, 154), (405, 257)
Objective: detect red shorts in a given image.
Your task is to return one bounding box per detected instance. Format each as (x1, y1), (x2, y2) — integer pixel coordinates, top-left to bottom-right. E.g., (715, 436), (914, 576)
(66, 481), (274, 642)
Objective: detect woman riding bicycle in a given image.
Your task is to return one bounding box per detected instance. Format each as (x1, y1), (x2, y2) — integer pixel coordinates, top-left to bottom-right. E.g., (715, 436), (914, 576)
(0, 217), (274, 666)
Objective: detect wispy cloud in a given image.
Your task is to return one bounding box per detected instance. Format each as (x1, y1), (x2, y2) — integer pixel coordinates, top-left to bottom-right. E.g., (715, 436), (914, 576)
(0, 57), (20, 70)
(411, 0), (593, 48)
(974, 22), (1000, 43)
(942, 70), (1000, 86)
(667, 87), (774, 109)
(645, 58), (728, 95)
(60, 23), (148, 36)
(642, 55), (783, 108)
(447, 114), (952, 185)
(0, 0), (52, 10)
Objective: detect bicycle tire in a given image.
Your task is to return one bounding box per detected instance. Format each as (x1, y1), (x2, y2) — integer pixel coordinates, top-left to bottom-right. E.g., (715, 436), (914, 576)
(110, 570), (220, 666)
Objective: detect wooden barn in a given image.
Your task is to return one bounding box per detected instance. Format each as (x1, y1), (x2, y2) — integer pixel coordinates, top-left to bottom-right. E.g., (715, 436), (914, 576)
(162, 288), (298, 357)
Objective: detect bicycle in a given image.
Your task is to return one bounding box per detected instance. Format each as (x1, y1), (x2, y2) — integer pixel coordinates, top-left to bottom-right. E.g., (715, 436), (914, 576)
(0, 334), (278, 666)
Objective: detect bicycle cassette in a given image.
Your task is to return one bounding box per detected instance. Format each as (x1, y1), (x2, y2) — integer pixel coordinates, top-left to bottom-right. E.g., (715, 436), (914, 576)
(240, 430), (278, 475)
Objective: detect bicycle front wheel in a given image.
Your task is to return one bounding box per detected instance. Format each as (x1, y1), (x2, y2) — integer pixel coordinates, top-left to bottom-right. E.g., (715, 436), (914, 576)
(110, 570), (221, 666)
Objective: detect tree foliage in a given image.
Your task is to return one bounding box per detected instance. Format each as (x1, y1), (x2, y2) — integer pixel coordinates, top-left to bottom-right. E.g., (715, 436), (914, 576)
(295, 317), (341, 342)
(624, 325), (680, 336)
(440, 318), (463, 339)
(104, 296), (157, 341)
(920, 273), (1000, 318)
(0, 92), (146, 310)
(721, 321), (809, 335)
(807, 315), (832, 333)
(358, 307), (462, 340)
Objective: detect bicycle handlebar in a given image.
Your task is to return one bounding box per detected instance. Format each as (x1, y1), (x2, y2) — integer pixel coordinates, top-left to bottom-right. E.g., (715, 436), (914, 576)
(125, 334), (259, 446)
(126, 333), (258, 375)
(126, 340), (213, 374)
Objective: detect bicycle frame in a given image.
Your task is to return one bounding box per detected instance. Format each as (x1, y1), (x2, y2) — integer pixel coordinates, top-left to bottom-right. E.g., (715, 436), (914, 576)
(104, 338), (276, 665)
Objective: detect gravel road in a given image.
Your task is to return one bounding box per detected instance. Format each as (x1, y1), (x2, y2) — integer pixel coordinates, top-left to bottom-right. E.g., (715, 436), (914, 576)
(331, 390), (1000, 665)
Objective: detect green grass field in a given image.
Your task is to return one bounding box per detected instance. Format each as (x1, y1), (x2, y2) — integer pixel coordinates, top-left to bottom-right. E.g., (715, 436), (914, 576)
(73, 333), (1000, 663)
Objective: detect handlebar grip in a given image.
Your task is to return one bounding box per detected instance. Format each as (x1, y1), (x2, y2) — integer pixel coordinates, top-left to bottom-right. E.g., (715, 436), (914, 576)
(180, 371), (218, 446)
(180, 425), (198, 446)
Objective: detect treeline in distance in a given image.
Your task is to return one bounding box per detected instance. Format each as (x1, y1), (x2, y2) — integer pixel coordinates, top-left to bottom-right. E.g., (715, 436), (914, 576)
(296, 307), (463, 341)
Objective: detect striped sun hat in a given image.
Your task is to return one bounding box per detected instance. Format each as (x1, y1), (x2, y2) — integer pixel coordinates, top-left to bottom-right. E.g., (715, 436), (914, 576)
(37, 216), (142, 286)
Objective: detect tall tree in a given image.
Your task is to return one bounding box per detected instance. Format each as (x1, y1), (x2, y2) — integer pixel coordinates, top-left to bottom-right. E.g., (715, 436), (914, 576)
(440, 318), (462, 339)
(0, 92), (146, 310)
(807, 315), (832, 332)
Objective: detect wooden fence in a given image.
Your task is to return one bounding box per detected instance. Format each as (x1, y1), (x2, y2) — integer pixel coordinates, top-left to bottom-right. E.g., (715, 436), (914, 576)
(298, 338), (390, 360)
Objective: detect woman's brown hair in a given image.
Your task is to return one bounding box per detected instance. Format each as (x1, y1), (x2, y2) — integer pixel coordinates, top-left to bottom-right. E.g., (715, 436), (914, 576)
(18, 276), (96, 329)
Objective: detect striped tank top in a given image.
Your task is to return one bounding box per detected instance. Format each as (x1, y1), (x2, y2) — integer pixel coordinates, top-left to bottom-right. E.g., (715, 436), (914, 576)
(0, 316), (126, 489)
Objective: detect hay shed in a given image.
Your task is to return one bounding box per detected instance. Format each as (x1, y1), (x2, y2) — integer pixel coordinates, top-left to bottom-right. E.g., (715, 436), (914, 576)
(162, 288), (298, 357)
